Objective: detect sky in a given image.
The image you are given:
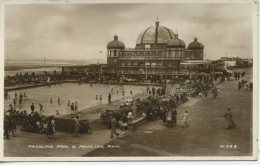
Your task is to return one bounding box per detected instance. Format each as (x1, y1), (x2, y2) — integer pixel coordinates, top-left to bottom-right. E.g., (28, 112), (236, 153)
(4, 3), (254, 62)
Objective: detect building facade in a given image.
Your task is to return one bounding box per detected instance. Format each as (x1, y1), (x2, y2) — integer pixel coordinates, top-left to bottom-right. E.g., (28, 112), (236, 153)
(62, 21), (208, 78)
(106, 21), (205, 77)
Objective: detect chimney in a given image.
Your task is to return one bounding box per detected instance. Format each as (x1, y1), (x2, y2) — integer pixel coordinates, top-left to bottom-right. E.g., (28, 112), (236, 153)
(114, 35), (118, 40)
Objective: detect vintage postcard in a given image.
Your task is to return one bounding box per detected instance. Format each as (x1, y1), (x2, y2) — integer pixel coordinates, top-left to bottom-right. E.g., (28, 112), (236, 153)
(0, 0), (258, 161)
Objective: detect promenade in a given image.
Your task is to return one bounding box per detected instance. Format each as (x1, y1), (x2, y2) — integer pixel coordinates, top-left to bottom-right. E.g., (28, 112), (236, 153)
(4, 69), (253, 157)
(87, 69), (253, 156)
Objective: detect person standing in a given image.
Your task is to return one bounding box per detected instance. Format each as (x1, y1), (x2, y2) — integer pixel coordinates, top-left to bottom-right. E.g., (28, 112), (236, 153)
(70, 102), (75, 117)
(238, 81), (242, 90)
(172, 108), (177, 125)
(74, 115), (80, 137)
(46, 117), (54, 140)
(166, 109), (173, 127)
(122, 113), (128, 131)
(224, 108), (236, 129)
(58, 97), (61, 106)
(99, 95), (102, 103)
(30, 103), (35, 113)
(67, 100), (70, 106)
(23, 92), (26, 99)
(213, 89), (218, 99)
(204, 90), (208, 98)
(110, 116), (119, 138)
(152, 86), (155, 97)
(182, 111), (189, 128)
(108, 93), (111, 104)
(160, 107), (167, 124)
(249, 82), (253, 92)
(75, 101), (78, 115)
(9, 117), (16, 137)
(39, 103), (43, 114)
(4, 116), (10, 140)
(122, 90), (125, 98)
(237, 73), (240, 80)
(127, 112), (135, 130)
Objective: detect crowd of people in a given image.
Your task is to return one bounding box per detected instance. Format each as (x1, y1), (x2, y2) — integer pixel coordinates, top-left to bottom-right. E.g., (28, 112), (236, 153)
(4, 68), (251, 142)
(4, 115), (16, 140)
(5, 70), (63, 86)
(4, 104), (57, 141)
(238, 79), (253, 91)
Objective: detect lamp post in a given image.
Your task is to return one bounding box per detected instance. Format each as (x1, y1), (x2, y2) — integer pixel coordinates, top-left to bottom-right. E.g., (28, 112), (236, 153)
(100, 51), (102, 78)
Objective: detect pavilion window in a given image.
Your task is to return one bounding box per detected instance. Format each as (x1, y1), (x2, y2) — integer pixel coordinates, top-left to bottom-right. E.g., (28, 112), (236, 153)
(172, 51), (176, 58)
(175, 51), (179, 58)
(157, 62), (163, 68)
(151, 62), (157, 68)
(169, 51), (172, 57)
(168, 62), (173, 67)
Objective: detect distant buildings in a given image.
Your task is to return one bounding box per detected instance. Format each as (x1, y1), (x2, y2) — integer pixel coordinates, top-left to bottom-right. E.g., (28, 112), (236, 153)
(213, 57), (253, 70)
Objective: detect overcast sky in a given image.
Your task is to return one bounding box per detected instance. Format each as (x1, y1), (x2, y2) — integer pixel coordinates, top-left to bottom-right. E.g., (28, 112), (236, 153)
(4, 3), (253, 61)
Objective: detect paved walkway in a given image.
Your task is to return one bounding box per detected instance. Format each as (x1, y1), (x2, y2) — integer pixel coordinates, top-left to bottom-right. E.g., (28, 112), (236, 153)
(86, 69), (253, 156)
(4, 69), (253, 157)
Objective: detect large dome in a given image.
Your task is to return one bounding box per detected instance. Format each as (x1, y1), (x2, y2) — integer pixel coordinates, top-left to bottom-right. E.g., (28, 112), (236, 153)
(167, 34), (186, 48)
(188, 38), (204, 50)
(107, 35), (125, 49)
(136, 21), (175, 48)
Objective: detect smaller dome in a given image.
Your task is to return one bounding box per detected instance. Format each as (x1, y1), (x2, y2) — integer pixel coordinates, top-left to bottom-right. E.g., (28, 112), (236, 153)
(188, 38), (204, 49)
(167, 34), (186, 48)
(107, 35), (125, 49)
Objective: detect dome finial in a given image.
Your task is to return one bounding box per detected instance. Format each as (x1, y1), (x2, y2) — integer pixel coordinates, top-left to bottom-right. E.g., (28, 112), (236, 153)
(194, 37), (198, 41)
(114, 35), (118, 40)
(155, 17), (159, 27)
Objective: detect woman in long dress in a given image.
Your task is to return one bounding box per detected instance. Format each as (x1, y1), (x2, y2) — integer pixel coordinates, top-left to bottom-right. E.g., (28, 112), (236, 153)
(182, 111), (189, 127)
(224, 108), (235, 129)
(166, 109), (173, 127)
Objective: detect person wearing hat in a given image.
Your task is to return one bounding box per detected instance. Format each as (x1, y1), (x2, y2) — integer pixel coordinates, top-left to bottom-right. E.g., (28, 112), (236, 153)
(110, 115), (119, 138)
(224, 108), (236, 129)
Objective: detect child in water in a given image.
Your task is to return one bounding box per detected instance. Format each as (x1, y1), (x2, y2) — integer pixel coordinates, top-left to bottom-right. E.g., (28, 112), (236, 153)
(99, 95), (102, 103)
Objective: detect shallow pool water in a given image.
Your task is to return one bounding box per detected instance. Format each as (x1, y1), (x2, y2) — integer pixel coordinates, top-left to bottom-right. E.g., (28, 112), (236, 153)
(5, 83), (147, 116)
